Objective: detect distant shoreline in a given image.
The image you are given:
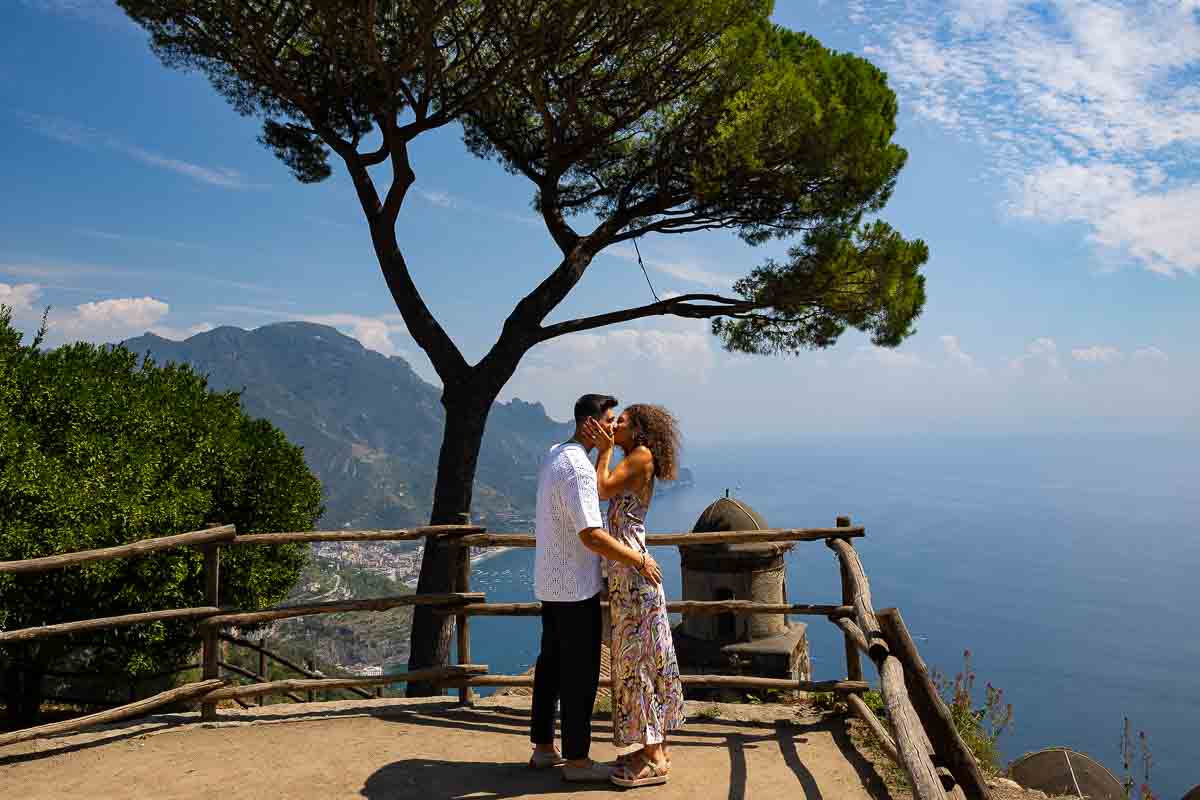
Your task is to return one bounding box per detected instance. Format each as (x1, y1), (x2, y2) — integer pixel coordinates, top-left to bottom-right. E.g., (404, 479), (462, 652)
(471, 545), (513, 566)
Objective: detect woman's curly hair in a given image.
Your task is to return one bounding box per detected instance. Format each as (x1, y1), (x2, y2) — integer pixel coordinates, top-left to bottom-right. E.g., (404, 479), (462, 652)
(624, 403), (682, 481)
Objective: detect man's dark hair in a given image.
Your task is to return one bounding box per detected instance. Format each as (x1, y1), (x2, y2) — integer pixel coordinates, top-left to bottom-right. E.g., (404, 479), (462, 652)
(574, 394), (618, 424)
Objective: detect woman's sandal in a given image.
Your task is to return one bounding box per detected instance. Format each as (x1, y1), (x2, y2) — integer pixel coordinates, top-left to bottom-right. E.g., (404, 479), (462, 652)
(611, 755), (669, 788)
(614, 749), (671, 770)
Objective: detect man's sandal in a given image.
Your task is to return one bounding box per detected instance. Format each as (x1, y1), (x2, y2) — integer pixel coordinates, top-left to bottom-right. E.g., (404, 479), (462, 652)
(611, 757), (669, 788)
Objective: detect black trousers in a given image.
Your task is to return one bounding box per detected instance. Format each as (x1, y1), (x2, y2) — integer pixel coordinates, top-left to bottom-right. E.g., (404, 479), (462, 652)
(530, 592), (602, 760)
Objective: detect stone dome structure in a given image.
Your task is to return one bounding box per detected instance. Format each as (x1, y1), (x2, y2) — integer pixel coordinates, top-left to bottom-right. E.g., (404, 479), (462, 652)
(671, 496), (811, 698)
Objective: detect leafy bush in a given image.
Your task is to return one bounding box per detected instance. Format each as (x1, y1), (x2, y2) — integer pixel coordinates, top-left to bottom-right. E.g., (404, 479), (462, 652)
(0, 307), (323, 723)
(810, 689), (884, 716)
(931, 650), (1013, 775)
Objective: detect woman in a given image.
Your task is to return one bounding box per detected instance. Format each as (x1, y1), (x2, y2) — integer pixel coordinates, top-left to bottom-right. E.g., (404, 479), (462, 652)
(586, 403), (686, 788)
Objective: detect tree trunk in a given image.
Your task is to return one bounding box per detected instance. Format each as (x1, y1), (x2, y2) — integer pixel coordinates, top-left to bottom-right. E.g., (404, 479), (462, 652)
(3, 653), (45, 728)
(405, 388), (493, 696)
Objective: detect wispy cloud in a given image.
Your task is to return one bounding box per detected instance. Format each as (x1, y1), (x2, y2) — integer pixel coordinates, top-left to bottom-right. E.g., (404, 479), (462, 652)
(851, 344), (925, 369)
(940, 334), (987, 375)
(605, 244), (736, 291)
(0, 260), (139, 281)
(1132, 345), (1169, 363)
(304, 215), (360, 232)
(65, 296), (169, 330)
(20, 0), (140, 30)
(149, 321), (216, 341)
(16, 111), (261, 190)
(75, 228), (202, 250)
(121, 144), (251, 189)
(1071, 344), (1122, 363)
(0, 282), (42, 313)
(1007, 336), (1070, 385)
(860, 1), (1200, 275)
(416, 189), (456, 209)
(414, 186), (541, 226)
(0, 258), (277, 295)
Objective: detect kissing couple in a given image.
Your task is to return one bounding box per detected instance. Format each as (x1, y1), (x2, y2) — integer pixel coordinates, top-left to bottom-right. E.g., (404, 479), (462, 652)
(528, 394), (686, 789)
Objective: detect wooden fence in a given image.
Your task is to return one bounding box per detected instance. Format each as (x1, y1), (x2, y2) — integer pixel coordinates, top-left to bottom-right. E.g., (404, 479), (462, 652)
(0, 519), (992, 800)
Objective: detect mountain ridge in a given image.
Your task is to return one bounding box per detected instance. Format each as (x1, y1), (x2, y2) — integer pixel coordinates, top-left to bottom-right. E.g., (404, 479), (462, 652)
(121, 322), (572, 531)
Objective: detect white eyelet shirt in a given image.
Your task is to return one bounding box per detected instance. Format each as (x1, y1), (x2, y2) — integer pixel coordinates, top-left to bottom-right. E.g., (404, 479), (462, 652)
(534, 441), (605, 602)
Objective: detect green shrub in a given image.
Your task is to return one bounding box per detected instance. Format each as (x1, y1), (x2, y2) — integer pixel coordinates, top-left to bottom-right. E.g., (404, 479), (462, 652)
(0, 307), (323, 724)
(811, 688), (883, 717)
(931, 650), (1013, 776)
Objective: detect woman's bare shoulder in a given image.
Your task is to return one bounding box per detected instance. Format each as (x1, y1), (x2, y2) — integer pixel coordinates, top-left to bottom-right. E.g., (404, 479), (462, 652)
(628, 446), (656, 479)
(627, 445), (654, 465)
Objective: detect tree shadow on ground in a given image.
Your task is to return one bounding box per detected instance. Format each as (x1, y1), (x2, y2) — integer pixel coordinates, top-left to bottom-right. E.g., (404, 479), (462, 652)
(0, 722), (178, 768)
(362, 706), (866, 800)
(825, 716), (896, 800)
(361, 758), (620, 799)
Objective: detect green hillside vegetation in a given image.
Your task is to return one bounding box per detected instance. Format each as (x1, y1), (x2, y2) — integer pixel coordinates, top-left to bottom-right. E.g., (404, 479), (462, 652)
(269, 556), (414, 676)
(0, 307), (323, 725)
(217, 556), (416, 703)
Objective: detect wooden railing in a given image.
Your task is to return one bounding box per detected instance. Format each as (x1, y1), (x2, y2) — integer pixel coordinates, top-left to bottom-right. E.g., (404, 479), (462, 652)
(0, 519), (992, 800)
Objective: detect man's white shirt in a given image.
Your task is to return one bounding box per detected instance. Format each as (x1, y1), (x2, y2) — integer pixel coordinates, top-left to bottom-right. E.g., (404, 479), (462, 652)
(534, 441), (604, 602)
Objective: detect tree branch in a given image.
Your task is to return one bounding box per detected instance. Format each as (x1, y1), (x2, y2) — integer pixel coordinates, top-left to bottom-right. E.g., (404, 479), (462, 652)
(335, 145), (468, 384)
(358, 144), (389, 165)
(537, 180), (581, 255)
(377, 114), (413, 224)
(536, 293), (759, 342)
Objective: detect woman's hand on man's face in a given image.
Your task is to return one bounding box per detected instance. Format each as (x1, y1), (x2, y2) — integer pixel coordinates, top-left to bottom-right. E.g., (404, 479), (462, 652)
(584, 417), (615, 450)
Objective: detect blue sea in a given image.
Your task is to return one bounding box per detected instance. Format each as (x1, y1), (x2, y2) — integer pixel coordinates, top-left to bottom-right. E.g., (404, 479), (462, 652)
(466, 434), (1199, 797)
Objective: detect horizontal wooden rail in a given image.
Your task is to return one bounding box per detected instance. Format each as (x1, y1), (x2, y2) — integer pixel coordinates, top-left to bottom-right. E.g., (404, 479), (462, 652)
(0, 525), (236, 575)
(200, 592), (484, 628)
(0, 607), (221, 643)
(435, 601), (855, 618)
(0, 679), (226, 749)
(439, 674), (868, 694)
(457, 526), (865, 549)
(196, 665), (488, 704)
(232, 525), (483, 546)
(669, 601), (852, 617)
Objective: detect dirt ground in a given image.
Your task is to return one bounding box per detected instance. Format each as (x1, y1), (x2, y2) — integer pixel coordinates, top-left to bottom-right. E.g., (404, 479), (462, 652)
(0, 696), (898, 799)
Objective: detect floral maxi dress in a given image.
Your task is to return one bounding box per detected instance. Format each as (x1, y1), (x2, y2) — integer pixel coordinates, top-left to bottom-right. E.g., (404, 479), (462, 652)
(607, 490), (686, 746)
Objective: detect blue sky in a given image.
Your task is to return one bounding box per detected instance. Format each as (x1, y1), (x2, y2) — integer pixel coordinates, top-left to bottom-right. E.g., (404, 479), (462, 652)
(1, 1), (1197, 441)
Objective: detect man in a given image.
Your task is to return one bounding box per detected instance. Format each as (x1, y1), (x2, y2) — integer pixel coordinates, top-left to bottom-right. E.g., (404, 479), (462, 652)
(529, 393), (664, 782)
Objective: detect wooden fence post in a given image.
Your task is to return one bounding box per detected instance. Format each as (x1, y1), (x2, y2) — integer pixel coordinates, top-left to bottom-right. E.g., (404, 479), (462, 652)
(455, 513), (474, 706)
(258, 639), (267, 706)
(200, 536), (221, 721)
(836, 516), (864, 682)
